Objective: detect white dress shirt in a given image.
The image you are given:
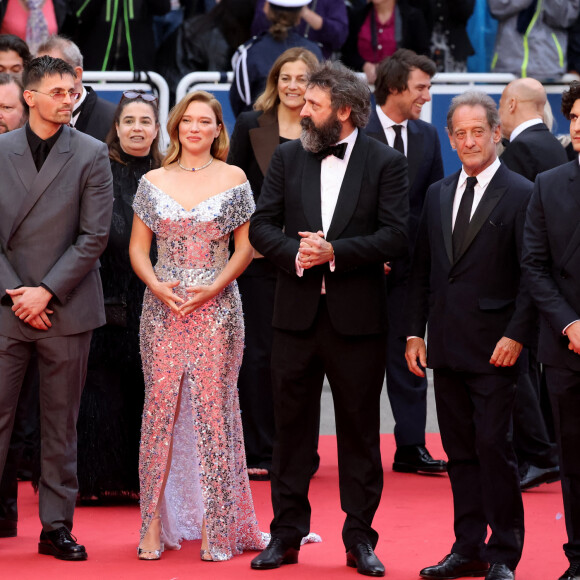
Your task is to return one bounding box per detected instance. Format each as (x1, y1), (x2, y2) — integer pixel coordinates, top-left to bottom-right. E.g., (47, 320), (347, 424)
(376, 105), (408, 156)
(509, 118), (542, 142)
(70, 85), (88, 128)
(452, 157), (501, 230)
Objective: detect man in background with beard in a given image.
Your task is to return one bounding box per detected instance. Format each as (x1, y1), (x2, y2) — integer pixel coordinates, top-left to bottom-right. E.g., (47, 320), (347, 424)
(249, 60), (409, 577)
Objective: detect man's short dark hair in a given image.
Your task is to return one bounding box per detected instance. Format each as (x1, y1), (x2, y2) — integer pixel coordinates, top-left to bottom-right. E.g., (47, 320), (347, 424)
(307, 60), (371, 129)
(22, 56), (76, 89)
(0, 34), (32, 68)
(0, 72), (26, 110)
(561, 81), (580, 120)
(374, 49), (437, 107)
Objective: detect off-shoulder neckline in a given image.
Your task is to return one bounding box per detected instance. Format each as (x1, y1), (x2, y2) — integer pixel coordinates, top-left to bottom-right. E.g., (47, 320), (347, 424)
(141, 176), (249, 213)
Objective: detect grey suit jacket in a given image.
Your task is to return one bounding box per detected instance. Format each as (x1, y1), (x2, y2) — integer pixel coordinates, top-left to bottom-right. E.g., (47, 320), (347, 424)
(0, 125), (113, 340)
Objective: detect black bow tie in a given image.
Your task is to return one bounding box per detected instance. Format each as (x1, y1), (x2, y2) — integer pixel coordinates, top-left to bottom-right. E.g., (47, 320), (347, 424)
(314, 142), (347, 161)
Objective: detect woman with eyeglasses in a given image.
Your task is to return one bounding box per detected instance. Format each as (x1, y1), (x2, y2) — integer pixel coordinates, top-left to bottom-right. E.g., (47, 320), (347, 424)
(227, 47), (319, 482)
(75, 90), (162, 503)
(130, 90), (268, 561)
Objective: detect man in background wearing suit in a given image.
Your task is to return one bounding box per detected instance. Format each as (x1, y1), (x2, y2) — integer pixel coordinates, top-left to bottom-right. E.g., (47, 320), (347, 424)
(522, 80), (580, 580)
(0, 56), (113, 560)
(365, 48), (446, 475)
(249, 61), (409, 576)
(406, 91), (534, 580)
(498, 77), (567, 491)
(36, 35), (116, 143)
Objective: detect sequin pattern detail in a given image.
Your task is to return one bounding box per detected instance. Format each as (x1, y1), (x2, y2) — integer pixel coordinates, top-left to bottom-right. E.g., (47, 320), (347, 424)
(133, 178), (268, 560)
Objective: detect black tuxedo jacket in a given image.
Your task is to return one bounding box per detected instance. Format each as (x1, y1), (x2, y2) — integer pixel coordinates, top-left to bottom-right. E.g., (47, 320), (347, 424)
(406, 163), (535, 374)
(500, 122), (568, 182)
(523, 160), (580, 372)
(249, 131), (409, 336)
(365, 109), (444, 246)
(75, 87), (117, 143)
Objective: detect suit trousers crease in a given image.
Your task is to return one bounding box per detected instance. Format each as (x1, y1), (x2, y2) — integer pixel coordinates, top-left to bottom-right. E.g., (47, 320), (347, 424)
(270, 297), (385, 551)
(433, 369), (524, 569)
(544, 365), (580, 563)
(0, 331), (91, 531)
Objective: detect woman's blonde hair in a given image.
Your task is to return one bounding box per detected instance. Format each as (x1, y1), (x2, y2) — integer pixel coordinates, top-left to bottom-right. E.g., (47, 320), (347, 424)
(254, 47), (320, 113)
(163, 91), (229, 166)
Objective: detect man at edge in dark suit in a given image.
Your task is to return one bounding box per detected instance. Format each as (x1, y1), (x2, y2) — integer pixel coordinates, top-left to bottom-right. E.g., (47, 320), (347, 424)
(498, 76), (567, 491)
(522, 80), (580, 580)
(249, 60), (409, 576)
(405, 91), (535, 580)
(365, 48), (446, 475)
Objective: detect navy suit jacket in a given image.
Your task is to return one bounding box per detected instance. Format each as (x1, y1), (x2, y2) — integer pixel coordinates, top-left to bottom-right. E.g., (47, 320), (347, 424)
(522, 160), (580, 372)
(406, 163), (535, 375)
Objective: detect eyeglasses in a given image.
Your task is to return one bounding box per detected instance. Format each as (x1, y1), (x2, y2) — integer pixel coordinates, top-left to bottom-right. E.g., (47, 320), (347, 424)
(29, 89), (81, 102)
(122, 91), (158, 103)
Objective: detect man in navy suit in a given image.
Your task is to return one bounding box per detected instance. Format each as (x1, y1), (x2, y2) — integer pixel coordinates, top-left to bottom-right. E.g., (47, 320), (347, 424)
(365, 49), (446, 475)
(406, 91), (535, 580)
(522, 81), (580, 580)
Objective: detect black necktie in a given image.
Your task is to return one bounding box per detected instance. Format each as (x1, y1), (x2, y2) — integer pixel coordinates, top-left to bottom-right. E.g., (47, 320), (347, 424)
(453, 176), (478, 259)
(393, 125), (405, 155)
(314, 142), (347, 161)
(35, 140), (51, 171)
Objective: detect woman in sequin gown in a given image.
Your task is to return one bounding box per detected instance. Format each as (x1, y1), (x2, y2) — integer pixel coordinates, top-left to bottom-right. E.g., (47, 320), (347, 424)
(129, 91), (268, 561)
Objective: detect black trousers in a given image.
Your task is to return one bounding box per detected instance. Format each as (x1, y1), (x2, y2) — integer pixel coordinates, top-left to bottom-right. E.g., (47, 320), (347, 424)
(545, 365), (580, 565)
(433, 369), (524, 569)
(269, 297), (386, 551)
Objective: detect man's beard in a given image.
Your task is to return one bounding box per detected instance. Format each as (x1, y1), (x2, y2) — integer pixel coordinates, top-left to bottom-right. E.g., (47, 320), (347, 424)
(300, 113), (343, 154)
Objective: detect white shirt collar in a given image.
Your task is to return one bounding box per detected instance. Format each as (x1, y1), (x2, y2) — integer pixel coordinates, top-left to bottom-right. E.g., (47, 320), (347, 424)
(71, 85), (88, 123)
(375, 105), (408, 132)
(458, 157), (501, 190)
(510, 118), (542, 142)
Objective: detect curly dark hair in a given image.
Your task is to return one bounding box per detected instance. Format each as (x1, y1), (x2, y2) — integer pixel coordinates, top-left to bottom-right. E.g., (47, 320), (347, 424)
(0, 34), (32, 68)
(307, 61), (371, 129)
(561, 81), (580, 120)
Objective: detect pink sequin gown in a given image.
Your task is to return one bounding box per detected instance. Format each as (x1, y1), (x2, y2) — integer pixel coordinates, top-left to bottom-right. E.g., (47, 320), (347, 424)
(133, 177), (268, 560)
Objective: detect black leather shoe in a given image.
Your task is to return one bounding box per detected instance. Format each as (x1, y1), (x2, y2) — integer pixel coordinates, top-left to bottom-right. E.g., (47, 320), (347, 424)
(0, 519), (17, 538)
(520, 464), (560, 490)
(420, 553), (488, 578)
(559, 563), (580, 579)
(485, 563), (514, 579)
(346, 543), (385, 577)
(38, 527), (87, 561)
(250, 537), (298, 569)
(393, 445), (447, 474)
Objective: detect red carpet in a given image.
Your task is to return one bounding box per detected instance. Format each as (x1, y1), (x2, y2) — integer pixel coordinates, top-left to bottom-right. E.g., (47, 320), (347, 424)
(1, 434), (566, 579)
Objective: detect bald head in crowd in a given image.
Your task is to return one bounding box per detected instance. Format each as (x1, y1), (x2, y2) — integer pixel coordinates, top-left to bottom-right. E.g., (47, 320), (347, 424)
(0, 73), (27, 133)
(498, 78), (547, 141)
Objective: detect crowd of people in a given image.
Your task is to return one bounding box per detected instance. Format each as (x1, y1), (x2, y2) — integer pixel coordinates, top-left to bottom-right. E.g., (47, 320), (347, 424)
(1, 2), (580, 580)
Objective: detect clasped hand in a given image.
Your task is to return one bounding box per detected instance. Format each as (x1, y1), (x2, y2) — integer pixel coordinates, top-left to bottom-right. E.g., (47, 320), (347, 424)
(150, 280), (217, 318)
(7, 286), (53, 330)
(298, 230), (334, 269)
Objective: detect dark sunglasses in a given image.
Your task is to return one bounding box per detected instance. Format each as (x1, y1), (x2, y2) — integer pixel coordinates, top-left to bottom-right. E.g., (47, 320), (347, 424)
(122, 91), (158, 103)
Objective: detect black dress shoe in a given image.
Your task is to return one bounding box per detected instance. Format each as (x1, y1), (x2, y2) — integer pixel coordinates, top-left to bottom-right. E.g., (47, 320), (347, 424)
(559, 563), (580, 579)
(0, 519), (17, 538)
(420, 553), (488, 578)
(346, 543), (385, 577)
(393, 445), (447, 474)
(520, 464), (560, 490)
(38, 527), (87, 561)
(250, 537), (299, 569)
(485, 563), (514, 579)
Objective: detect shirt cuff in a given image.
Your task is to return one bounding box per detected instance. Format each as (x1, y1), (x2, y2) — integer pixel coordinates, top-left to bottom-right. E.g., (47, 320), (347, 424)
(295, 252), (304, 277)
(563, 320), (580, 335)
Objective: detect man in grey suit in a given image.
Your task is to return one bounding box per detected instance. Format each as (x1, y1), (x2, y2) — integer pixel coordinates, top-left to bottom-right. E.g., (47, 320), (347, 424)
(0, 56), (113, 560)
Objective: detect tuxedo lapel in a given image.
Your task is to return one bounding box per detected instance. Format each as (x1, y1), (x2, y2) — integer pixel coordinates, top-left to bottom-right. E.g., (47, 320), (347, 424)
(9, 127), (74, 241)
(560, 164), (580, 267)
(301, 152), (323, 233)
(326, 132), (368, 240)
(439, 173), (458, 264)
(249, 110), (280, 176)
(365, 109), (388, 145)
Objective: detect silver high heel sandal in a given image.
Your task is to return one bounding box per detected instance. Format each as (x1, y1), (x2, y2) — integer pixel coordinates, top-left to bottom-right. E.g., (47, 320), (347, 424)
(138, 515), (162, 561)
